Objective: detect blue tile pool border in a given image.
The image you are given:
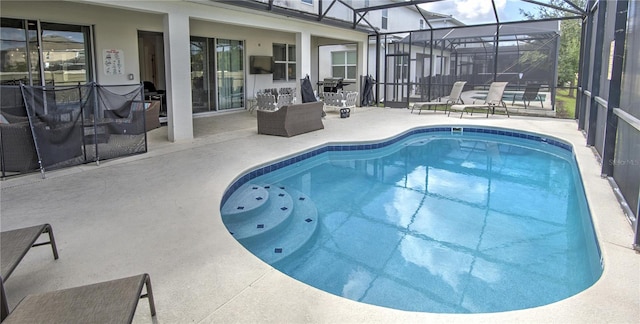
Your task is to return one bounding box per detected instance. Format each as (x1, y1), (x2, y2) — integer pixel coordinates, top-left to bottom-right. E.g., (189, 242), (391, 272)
(221, 126), (574, 206)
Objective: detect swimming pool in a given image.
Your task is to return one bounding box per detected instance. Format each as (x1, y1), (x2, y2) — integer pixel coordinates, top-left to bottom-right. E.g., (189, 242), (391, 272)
(221, 126), (602, 313)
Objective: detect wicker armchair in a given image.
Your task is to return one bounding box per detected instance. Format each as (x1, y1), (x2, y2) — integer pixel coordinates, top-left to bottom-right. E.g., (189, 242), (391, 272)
(104, 100), (159, 135)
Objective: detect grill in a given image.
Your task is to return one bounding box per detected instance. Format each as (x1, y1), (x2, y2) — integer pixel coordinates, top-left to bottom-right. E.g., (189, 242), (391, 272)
(323, 78), (344, 93)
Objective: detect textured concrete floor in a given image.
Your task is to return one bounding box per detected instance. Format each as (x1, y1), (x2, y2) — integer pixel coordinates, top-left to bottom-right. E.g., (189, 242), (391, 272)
(1, 107), (638, 323)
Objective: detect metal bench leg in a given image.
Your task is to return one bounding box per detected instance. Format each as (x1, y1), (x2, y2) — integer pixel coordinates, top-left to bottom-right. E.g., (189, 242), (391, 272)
(141, 274), (157, 317)
(31, 224), (59, 260)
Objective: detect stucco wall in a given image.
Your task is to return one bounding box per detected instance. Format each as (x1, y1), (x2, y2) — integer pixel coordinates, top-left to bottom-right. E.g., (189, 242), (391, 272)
(1, 1), (164, 86)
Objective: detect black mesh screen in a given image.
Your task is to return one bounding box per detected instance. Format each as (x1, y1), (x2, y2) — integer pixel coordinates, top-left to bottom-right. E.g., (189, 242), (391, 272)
(0, 83), (146, 177)
(92, 85), (147, 161)
(613, 121), (640, 218)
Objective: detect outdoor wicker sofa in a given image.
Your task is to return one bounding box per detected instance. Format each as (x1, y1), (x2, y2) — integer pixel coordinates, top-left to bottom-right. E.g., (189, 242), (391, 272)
(0, 120), (40, 173)
(257, 101), (324, 137)
(0, 111), (83, 174)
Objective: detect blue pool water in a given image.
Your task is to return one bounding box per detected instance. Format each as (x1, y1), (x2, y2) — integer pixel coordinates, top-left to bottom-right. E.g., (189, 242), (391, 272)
(221, 126), (602, 313)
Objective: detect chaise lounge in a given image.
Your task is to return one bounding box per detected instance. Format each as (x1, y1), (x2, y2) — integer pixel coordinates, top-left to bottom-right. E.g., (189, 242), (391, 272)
(411, 81), (466, 114)
(449, 82), (510, 118)
(1, 224), (59, 281)
(511, 83), (544, 109)
(1, 273), (156, 323)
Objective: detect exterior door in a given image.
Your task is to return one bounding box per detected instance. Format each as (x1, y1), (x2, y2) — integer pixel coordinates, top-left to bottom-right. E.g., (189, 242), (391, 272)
(190, 37), (244, 113)
(216, 39), (244, 111)
(384, 53), (410, 108)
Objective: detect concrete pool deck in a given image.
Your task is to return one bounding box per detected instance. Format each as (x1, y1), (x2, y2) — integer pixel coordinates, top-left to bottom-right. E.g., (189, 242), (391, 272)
(1, 107), (638, 323)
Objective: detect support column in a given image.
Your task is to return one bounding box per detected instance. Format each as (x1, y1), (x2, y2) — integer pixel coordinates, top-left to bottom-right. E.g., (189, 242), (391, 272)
(601, 0), (628, 176)
(357, 38), (367, 105)
(163, 12), (193, 142)
(586, 1), (607, 146)
(296, 31), (312, 102)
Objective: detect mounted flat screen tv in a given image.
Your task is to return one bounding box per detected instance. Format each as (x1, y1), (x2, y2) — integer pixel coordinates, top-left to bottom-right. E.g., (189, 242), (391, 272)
(249, 55), (274, 74)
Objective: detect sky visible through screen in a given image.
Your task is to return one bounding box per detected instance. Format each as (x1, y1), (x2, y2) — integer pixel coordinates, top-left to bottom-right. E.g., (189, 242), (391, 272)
(420, 0), (553, 25)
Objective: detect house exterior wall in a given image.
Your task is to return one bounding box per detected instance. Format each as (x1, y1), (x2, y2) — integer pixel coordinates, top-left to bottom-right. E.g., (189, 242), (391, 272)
(1, 0), (369, 141)
(1, 1), (164, 86)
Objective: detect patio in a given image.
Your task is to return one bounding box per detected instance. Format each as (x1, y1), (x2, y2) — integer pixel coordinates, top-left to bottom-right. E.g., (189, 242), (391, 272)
(1, 108), (638, 323)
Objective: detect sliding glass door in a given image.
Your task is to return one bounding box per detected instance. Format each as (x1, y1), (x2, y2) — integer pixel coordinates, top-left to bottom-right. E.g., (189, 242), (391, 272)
(216, 39), (244, 110)
(190, 37), (211, 113)
(190, 37), (244, 113)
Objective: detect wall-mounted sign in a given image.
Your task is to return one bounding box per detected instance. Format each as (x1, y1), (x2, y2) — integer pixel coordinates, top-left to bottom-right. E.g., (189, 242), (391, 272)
(103, 49), (124, 75)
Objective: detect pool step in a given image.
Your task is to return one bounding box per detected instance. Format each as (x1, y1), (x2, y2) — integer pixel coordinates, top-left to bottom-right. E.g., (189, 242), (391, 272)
(222, 184), (293, 241)
(221, 183), (319, 265)
(240, 186), (319, 265)
(220, 184), (270, 222)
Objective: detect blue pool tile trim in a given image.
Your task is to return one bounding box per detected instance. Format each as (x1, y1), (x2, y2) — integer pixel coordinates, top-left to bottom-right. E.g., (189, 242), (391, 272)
(221, 126), (574, 206)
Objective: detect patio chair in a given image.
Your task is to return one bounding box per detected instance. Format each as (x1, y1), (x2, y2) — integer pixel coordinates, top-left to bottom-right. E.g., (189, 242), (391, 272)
(276, 93), (294, 109)
(1, 224), (59, 280)
(449, 82), (510, 118)
(323, 91), (358, 113)
(344, 91), (359, 111)
(256, 92), (277, 111)
(512, 83), (543, 108)
(0, 273), (156, 323)
(411, 81), (466, 114)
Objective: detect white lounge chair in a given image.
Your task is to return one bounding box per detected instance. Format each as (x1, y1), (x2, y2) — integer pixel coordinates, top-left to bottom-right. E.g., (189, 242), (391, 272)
(411, 81), (466, 114)
(256, 92), (277, 111)
(276, 93), (294, 109)
(449, 82), (509, 118)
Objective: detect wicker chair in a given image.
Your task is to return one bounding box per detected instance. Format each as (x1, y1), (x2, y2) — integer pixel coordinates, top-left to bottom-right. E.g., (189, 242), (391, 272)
(144, 101), (161, 131)
(102, 100), (160, 134)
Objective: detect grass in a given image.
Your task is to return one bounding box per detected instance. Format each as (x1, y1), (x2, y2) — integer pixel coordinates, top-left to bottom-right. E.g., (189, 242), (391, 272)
(555, 88), (576, 119)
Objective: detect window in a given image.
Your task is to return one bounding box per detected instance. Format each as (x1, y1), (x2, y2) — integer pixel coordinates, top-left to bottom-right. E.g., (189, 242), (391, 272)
(273, 43), (296, 82)
(420, 19), (424, 30)
(331, 51), (356, 80)
(301, 0), (313, 4)
(382, 9), (388, 30)
(0, 18), (92, 86)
